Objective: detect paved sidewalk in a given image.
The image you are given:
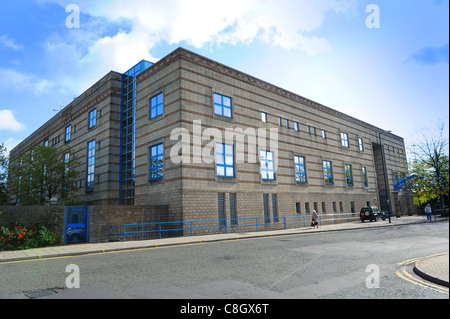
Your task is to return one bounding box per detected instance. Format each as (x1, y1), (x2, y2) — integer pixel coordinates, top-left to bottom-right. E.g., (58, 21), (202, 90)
(1, 215), (448, 287)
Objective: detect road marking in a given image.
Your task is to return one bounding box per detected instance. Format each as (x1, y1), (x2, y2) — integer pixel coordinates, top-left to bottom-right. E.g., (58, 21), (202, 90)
(398, 252), (448, 266)
(396, 268), (449, 295)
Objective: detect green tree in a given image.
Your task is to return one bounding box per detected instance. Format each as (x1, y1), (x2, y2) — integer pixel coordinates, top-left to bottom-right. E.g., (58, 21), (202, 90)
(409, 123), (449, 208)
(8, 146), (80, 206)
(0, 143), (9, 205)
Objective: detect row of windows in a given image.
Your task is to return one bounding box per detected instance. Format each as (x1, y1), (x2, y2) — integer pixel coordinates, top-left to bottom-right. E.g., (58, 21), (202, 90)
(216, 193), (367, 226)
(148, 142), (370, 187)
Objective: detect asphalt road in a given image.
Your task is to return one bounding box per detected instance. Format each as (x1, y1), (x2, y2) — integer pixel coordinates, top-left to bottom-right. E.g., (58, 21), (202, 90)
(0, 221), (448, 300)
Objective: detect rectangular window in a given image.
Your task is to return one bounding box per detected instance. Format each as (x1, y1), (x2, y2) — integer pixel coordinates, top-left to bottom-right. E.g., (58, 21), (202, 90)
(305, 202), (310, 214)
(323, 160), (334, 185)
(333, 202), (337, 213)
(272, 194), (279, 222)
(294, 121), (299, 132)
(261, 112), (267, 123)
(308, 125), (311, 135)
(150, 143), (164, 181)
(278, 117), (282, 127)
(218, 193), (226, 227)
(86, 140), (96, 191)
(339, 202), (343, 212)
(350, 201), (355, 213)
(216, 143), (235, 178)
(214, 93), (232, 118)
(296, 202), (301, 214)
(44, 139), (49, 147)
(362, 166), (368, 187)
(230, 193), (237, 225)
(359, 137), (364, 152)
(322, 202), (326, 213)
(150, 92), (164, 119)
(286, 119), (289, 129)
(260, 150), (275, 180)
(294, 156), (307, 183)
(263, 194), (270, 223)
(88, 109), (97, 129)
(322, 130), (327, 139)
(65, 125), (71, 142)
(341, 132), (349, 148)
(345, 164), (353, 186)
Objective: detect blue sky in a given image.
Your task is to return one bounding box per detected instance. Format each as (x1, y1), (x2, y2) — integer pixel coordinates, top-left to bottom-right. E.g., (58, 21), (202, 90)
(0, 0), (448, 159)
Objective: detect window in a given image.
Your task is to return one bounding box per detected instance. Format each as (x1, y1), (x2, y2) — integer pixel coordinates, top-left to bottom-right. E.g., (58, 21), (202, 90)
(296, 202), (302, 214)
(294, 121), (299, 132)
(150, 92), (164, 119)
(260, 150), (275, 180)
(362, 166), (368, 187)
(230, 193), (237, 225)
(150, 143), (164, 181)
(322, 130), (327, 139)
(286, 119), (289, 129)
(218, 193), (226, 227)
(86, 140), (96, 191)
(305, 202), (310, 214)
(294, 156), (307, 183)
(308, 125), (311, 135)
(214, 93), (232, 118)
(88, 109), (97, 129)
(216, 143), (235, 178)
(278, 117), (282, 127)
(261, 112), (267, 123)
(350, 201), (355, 213)
(345, 164), (353, 186)
(272, 194), (279, 222)
(323, 160), (334, 185)
(65, 125), (72, 142)
(339, 202), (343, 212)
(322, 202), (326, 213)
(341, 132), (349, 147)
(263, 194), (270, 223)
(332, 202), (337, 213)
(44, 139), (49, 147)
(358, 137), (364, 152)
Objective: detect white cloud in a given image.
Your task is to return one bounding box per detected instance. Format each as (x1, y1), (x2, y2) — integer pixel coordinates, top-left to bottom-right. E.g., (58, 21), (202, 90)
(0, 35), (23, 50)
(41, 0), (357, 58)
(0, 68), (54, 95)
(0, 110), (26, 132)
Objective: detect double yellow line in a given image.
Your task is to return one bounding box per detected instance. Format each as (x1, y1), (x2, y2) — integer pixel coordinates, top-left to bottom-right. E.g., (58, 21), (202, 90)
(396, 253), (449, 295)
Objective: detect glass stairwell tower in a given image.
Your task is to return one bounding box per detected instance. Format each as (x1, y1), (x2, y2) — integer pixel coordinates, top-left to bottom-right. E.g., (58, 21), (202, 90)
(119, 60), (153, 205)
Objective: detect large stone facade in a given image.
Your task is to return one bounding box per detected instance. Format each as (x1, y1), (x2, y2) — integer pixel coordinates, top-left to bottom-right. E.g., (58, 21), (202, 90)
(9, 47), (412, 233)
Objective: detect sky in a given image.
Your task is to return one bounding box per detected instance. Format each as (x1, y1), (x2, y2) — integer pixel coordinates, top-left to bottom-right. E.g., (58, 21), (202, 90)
(0, 0), (448, 160)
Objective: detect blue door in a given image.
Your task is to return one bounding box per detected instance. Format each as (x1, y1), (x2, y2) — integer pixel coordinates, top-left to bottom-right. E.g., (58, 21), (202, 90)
(65, 206), (90, 243)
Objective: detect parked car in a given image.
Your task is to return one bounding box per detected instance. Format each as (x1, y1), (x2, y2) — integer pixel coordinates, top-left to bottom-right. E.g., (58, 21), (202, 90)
(66, 227), (85, 242)
(360, 206), (386, 222)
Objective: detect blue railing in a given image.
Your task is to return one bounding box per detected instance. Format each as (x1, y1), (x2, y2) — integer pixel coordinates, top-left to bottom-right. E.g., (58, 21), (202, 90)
(110, 214), (359, 242)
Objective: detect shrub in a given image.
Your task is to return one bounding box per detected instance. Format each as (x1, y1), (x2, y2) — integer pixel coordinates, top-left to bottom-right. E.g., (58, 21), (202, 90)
(0, 223), (61, 251)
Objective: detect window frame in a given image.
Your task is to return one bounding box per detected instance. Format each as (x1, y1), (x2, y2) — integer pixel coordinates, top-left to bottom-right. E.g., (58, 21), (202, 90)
(213, 93), (232, 118)
(150, 92), (164, 119)
(216, 143), (235, 178)
(88, 109), (97, 129)
(86, 140), (96, 192)
(294, 155), (307, 183)
(65, 125), (72, 143)
(150, 143), (164, 181)
(323, 160), (334, 185)
(341, 132), (349, 148)
(260, 150), (275, 181)
(345, 163), (354, 187)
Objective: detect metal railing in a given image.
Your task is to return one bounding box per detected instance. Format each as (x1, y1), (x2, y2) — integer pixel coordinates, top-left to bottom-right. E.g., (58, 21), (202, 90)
(110, 213), (360, 242)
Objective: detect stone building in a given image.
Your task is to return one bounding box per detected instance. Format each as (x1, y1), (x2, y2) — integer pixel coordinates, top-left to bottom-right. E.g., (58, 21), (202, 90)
(9, 47), (412, 228)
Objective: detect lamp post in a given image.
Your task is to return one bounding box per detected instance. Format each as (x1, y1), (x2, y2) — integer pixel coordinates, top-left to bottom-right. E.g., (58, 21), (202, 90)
(379, 130), (392, 223)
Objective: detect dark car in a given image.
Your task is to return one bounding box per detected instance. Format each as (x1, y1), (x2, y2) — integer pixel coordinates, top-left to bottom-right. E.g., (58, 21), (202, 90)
(66, 227), (86, 242)
(360, 206), (386, 222)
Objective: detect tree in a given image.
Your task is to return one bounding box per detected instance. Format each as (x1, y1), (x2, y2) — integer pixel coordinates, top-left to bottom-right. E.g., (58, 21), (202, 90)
(409, 123), (449, 209)
(0, 144), (9, 205)
(8, 146), (80, 206)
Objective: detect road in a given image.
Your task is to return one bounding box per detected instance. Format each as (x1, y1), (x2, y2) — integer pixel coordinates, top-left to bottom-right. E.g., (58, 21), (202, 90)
(0, 221), (448, 300)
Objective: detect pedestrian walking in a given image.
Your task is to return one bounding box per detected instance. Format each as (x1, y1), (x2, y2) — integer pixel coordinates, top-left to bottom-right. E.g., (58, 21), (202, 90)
(425, 204), (432, 221)
(312, 210), (319, 228)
